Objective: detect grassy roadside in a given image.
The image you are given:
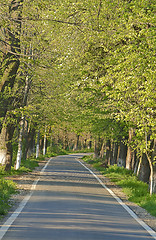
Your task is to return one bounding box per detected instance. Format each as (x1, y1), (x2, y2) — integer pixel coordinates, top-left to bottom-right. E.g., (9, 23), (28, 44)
(83, 155), (156, 217)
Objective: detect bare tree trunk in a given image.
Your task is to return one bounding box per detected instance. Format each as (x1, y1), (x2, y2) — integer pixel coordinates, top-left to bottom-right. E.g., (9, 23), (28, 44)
(145, 152), (154, 195)
(152, 139), (156, 193)
(93, 137), (103, 159)
(22, 120), (28, 160)
(25, 125), (36, 159)
(36, 130), (40, 158)
(117, 140), (127, 168)
(63, 129), (68, 150)
(0, 1), (23, 169)
(0, 114), (15, 171)
(105, 140), (111, 165)
(0, 0), (23, 93)
(15, 116), (25, 170)
(88, 140), (92, 149)
(94, 140), (99, 158)
(15, 69), (31, 169)
(145, 139), (156, 195)
(113, 142), (118, 164)
(100, 142), (105, 159)
(110, 141), (115, 165)
(138, 153), (150, 183)
(153, 163), (156, 194)
(43, 126), (47, 155)
(83, 138), (87, 149)
(73, 134), (80, 151)
(126, 128), (136, 170)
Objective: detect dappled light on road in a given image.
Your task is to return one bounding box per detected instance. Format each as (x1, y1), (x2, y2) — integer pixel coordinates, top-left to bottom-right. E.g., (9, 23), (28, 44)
(0, 155), (154, 240)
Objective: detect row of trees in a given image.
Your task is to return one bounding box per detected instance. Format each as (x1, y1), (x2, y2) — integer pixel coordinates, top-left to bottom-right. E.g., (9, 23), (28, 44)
(0, 0), (155, 193)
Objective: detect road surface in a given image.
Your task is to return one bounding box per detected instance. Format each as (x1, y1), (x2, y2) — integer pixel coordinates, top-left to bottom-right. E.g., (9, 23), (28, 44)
(0, 154), (156, 240)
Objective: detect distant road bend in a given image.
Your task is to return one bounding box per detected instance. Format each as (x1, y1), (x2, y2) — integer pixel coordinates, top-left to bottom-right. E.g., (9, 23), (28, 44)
(0, 154), (156, 240)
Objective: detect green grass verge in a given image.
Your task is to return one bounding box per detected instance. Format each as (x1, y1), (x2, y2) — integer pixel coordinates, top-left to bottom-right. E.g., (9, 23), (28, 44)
(83, 155), (156, 217)
(0, 178), (17, 216)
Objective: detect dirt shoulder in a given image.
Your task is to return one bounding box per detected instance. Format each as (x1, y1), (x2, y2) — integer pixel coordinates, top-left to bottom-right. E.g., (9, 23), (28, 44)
(1, 157), (156, 233)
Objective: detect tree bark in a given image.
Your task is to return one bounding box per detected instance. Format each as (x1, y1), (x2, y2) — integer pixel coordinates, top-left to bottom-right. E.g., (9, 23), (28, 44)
(0, 114), (15, 171)
(113, 142), (118, 164)
(14, 70), (31, 169)
(117, 140), (127, 168)
(93, 137), (103, 159)
(0, 0), (23, 92)
(146, 139), (156, 195)
(36, 130), (40, 158)
(152, 139), (156, 193)
(138, 153), (150, 183)
(24, 126), (36, 159)
(94, 140), (99, 158)
(73, 134), (80, 151)
(99, 142), (105, 159)
(105, 139), (111, 165)
(126, 128), (136, 170)
(15, 115), (25, 170)
(0, 1), (24, 169)
(43, 127), (47, 155)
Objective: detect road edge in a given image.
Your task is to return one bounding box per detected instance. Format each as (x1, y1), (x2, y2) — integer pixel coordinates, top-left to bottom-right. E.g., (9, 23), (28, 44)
(0, 158), (52, 240)
(77, 158), (156, 240)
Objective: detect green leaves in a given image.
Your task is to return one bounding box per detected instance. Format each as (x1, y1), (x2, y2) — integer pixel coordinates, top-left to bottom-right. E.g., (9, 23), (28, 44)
(0, 0), (155, 160)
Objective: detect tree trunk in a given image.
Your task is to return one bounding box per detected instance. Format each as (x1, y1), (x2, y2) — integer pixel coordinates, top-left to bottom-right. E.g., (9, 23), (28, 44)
(0, 0), (23, 92)
(126, 128), (136, 170)
(36, 130), (40, 158)
(94, 140), (99, 158)
(63, 130), (68, 150)
(113, 142), (118, 164)
(117, 140), (127, 168)
(0, 1), (23, 170)
(15, 116), (25, 170)
(152, 139), (156, 193)
(88, 140), (92, 149)
(105, 140), (111, 165)
(25, 126), (36, 159)
(83, 138), (87, 149)
(73, 134), (80, 151)
(0, 0), (24, 137)
(93, 137), (103, 159)
(100, 142), (105, 159)
(43, 127), (47, 155)
(138, 153), (150, 183)
(146, 139), (156, 195)
(0, 115), (15, 171)
(15, 69), (31, 169)
(22, 120), (28, 160)
(110, 141), (115, 165)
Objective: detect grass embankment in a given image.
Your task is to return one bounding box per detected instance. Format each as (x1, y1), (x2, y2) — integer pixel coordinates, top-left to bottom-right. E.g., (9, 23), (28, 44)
(83, 155), (156, 217)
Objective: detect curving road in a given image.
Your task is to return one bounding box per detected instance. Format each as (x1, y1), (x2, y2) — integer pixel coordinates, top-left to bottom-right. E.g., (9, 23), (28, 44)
(0, 154), (156, 240)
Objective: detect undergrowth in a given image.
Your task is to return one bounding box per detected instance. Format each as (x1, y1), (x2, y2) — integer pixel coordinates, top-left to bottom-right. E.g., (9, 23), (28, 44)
(83, 155), (156, 217)
(0, 178), (17, 216)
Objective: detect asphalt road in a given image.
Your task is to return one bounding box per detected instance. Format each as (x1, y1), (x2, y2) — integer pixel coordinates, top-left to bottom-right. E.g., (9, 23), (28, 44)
(0, 154), (155, 240)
